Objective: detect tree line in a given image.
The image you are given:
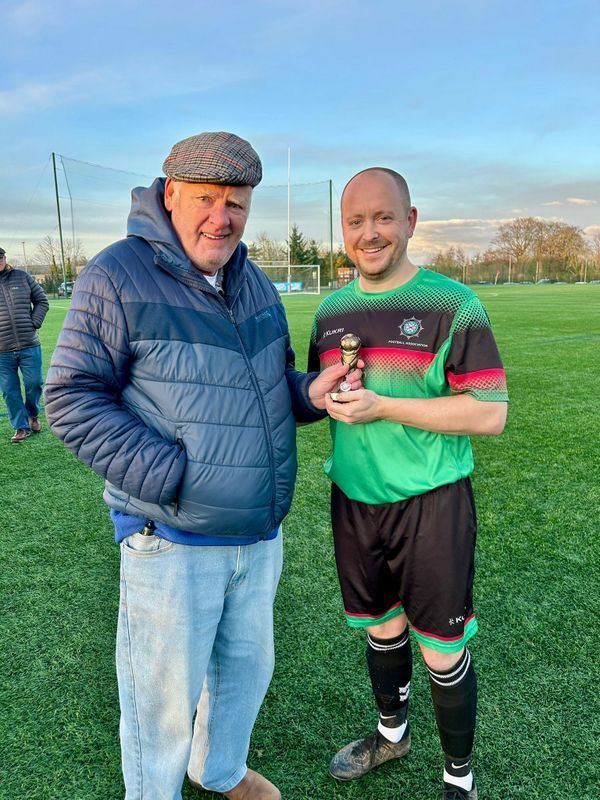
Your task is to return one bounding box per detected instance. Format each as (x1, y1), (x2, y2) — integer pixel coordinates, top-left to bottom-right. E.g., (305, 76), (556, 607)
(27, 217), (600, 291)
(250, 218), (600, 286)
(430, 218), (600, 283)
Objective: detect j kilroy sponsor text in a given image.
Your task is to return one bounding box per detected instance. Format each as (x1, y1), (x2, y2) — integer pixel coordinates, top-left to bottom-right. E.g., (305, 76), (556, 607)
(322, 328), (345, 339)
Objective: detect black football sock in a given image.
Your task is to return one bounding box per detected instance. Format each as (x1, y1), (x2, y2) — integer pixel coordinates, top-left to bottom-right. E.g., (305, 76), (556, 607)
(366, 628), (412, 742)
(427, 648), (477, 791)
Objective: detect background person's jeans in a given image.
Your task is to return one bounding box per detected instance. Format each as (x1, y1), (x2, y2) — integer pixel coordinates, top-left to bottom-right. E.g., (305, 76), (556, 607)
(117, 531), (283, 800)
(0, 345), (43, 430)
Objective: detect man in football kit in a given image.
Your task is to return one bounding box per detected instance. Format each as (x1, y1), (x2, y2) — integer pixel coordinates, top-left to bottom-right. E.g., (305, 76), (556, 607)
(308, 168), (508, 799)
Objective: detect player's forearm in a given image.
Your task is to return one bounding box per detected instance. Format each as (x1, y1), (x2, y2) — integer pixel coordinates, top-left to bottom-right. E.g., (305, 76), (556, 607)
(378, 394), (507, 435)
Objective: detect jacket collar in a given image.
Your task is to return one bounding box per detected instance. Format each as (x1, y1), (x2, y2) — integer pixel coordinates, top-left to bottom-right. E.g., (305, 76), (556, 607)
(127, 177), (248, 299)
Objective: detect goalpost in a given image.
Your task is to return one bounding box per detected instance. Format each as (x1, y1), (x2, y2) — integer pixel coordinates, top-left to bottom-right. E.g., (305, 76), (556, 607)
(256, 263), (321, 295)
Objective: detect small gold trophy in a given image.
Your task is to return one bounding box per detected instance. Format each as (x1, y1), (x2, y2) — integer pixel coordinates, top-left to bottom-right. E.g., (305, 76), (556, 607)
(339, 333), (361, 392)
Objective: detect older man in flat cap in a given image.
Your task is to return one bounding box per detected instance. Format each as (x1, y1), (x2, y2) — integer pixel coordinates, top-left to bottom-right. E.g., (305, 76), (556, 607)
(45, 132), (360, 800)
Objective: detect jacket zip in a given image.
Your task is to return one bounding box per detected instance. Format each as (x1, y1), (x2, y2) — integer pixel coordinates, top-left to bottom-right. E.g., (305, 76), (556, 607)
(153, 250), (279, 533)
(216, 290), (277, 532)
(0, 275), (22, 350)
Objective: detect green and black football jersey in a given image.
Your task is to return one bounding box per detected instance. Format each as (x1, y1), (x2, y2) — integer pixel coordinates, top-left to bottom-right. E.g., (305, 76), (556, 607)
(308, 268), (508, 504)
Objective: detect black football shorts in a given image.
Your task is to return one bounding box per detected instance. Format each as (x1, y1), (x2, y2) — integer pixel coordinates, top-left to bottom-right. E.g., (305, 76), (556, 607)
(331, 478), (478, 654)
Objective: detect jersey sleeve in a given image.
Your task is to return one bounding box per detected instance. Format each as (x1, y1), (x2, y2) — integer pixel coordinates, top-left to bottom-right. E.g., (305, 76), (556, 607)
(307, 316), (321, 372)
(445, 296), (508, 402)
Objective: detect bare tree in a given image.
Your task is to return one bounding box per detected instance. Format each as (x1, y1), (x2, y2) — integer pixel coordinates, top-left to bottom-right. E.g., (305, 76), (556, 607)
(528, 218), (552, 282)
(35, 236), (88, 280)
(248, 232), (287, 264)
(588, 232), (600, 265)
(545, 222), (587, 278)
(429, 246), (467, 281)
(492, 218), (539, 264)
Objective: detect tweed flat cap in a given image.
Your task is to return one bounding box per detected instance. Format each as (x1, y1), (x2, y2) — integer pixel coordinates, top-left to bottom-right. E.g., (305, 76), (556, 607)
(0, 248), (5, 255)
(162, 131), (262, 187)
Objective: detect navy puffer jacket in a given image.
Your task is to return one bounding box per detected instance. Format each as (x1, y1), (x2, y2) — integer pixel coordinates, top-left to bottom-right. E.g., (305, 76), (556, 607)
(45, 179), (323, 539)
(0, 267), (49, 352)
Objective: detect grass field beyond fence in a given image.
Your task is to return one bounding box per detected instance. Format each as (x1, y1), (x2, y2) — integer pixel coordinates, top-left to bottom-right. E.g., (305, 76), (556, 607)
(1, 285), (599, 800)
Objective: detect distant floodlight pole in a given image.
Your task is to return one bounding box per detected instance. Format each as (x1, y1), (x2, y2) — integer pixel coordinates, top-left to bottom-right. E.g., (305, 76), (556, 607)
(52, 152), (68, 291)
(329, 180), (334, 288)
(21, 241), (28, 273)
(287, 147), (291, 292)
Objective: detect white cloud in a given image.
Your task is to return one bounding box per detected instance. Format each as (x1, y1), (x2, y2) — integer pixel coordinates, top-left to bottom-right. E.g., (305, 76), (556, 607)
(0, 72), (102, 115)
(0, 64), (258, 116)
(584, 225), (600, 236)
(418, 217), (508, 230)
(544, 197), (598, 208)
(409, 217), (509, 260)
(566, 197), (597, 206)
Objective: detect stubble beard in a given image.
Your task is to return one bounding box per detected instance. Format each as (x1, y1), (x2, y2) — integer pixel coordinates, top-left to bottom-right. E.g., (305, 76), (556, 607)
(355, 241), (409, 285)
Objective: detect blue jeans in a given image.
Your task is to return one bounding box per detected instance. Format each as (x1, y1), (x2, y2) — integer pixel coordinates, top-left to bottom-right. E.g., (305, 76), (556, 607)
(116, 530), (283, 800)
(0, 345), (43, 430)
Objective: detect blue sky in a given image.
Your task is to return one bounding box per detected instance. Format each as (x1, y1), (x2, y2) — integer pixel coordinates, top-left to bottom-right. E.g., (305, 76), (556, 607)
(1, 0), (599, 264)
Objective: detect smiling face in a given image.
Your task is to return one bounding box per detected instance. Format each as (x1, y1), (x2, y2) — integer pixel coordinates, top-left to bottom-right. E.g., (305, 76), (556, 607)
(164, 179), (253, 273)
(341, 169), (418, 291)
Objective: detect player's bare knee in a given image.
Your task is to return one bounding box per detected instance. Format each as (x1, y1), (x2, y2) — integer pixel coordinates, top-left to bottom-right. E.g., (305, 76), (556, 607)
(366, 613), (408, 640)
(419, 644), (464, 673)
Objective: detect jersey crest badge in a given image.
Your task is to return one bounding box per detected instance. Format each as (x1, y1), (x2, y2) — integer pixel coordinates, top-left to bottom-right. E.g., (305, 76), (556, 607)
(399, 317), (423, 339)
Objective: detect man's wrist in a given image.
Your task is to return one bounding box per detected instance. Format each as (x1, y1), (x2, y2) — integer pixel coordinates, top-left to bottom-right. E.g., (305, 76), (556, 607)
(377, 395), (404, 424)
(307, 376), (317, 404)
(307, 374), (320, 406)
(299, 372), (328, 419)
(375, 393), (388, 422)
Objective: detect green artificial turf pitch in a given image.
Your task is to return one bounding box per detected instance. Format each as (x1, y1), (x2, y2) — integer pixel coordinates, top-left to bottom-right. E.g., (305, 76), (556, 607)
(1, 285), (598, 799)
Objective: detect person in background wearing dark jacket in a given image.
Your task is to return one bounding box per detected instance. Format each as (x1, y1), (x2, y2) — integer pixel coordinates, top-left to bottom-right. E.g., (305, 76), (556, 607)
(0, 247), (49, 443)
(45, 132), (361, 800)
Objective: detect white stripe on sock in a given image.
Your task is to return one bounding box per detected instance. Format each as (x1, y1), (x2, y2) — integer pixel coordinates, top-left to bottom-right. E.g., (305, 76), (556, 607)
(427, 650), (471, 688)
(367, 632), (409, 651)
(427, 649), (468, 680)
